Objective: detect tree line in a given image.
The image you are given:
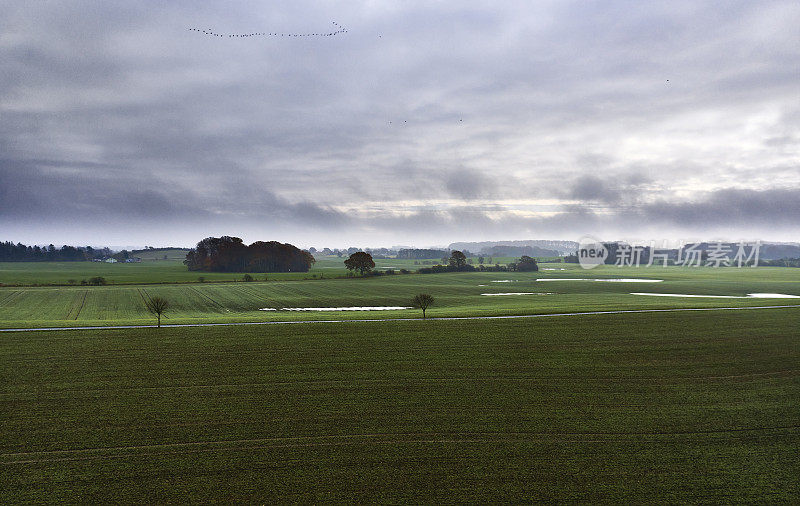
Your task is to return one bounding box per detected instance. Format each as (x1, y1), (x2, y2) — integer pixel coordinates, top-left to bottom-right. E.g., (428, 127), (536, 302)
(184, 236), (315, 272)
(344, 250), (538, 276)
(0, 241), (111, 262)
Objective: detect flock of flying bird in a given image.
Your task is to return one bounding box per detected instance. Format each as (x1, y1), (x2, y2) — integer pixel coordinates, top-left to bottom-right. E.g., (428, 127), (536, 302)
(188, 21), (347, 38)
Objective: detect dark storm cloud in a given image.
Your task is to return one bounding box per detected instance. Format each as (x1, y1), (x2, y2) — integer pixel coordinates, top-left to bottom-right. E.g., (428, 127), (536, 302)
(564, 173), (654, 207)
(0, 158), (347, 233)
(444, 169), (496, 200)
(0, 158), (209, 221)
(1, 0), (798, 246)
(640, 188), (800, 227)
(343, 187), (800, 246)
(567, 176), (622, 204)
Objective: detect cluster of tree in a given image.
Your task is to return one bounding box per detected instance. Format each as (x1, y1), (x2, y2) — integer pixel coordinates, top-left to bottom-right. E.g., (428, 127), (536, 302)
(759, 258), (800, 267)
(362, 247), (395, 259)
(0, 241), (111, 262)
(312, 247), (435, 259)
(309, 247), (348, 258)
(418, 264), (477, 274)
(184, 236), (315, 272)
(760, 244), (800, 260)
(64, 276), (108, 286)
(342, 249), (542, 276)
(397, 248), (450, 260)
(343, 250), (479, 276)
(449, 240), (579, 256)
(415, 252), (538, 274)
(479, 245), (559, 258)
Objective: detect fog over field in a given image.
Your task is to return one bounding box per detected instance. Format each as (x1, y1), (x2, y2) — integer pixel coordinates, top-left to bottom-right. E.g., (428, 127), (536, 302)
(1, 1), (798, 247)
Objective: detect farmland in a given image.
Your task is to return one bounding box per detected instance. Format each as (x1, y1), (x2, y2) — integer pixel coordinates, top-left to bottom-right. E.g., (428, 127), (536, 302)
(1, 261), (799, 501)
(2, 309), (798, 502)
(1, 262), (800, 328)
(0, 256), (524, 287)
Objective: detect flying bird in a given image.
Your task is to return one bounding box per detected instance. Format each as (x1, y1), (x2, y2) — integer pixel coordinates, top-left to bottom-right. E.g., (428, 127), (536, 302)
(188, 21), (347, 40)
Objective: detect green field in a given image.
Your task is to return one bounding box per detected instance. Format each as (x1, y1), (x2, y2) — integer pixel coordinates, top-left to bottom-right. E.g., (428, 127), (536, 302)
(0, 256), (521, 286)
(1, 263), (800, 328)
(1, 261), (799, 501)
(2, 310), (798, 502)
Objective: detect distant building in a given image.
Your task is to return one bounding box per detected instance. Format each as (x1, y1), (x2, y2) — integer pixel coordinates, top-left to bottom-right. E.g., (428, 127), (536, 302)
(104, 258), (117, 263)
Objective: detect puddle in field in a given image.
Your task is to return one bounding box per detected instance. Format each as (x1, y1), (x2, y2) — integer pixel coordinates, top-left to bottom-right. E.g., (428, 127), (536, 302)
(632, 292), (800, 299)
(542, 268), (566, 271)
(491, 280), (517, 283)
(260, 306), (411, 311)
(481, 292), (553, 296)
(537, 278), (663, 283)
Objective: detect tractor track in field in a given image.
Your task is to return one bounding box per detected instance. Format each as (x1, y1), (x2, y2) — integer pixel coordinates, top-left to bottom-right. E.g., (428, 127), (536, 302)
(63, 291), (82, 320)
(231, 284), (278, 310)
(2, 304), (800, 332)
(3, 425), (798, 464)
(188, 285), (228, 312)
(71, 290), (88, 320)
(0, 290), (23, 307)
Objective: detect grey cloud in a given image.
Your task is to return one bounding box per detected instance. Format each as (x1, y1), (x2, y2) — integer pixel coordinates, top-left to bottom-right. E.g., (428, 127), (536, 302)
(1, 1), (799, 246)
(568, 176), (622, 204)
(640, 188), (800, 226)
(0, 158), (209, 222)
(444, 168), (496, 200)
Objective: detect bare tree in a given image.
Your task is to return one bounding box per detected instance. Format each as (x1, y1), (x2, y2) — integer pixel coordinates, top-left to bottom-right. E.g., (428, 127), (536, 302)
(145, 296), (169, 327)
(411, 293), (434, 319)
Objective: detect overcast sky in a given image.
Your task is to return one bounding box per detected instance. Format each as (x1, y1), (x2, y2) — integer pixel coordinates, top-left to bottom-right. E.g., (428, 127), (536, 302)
(2, 1), (798, 248)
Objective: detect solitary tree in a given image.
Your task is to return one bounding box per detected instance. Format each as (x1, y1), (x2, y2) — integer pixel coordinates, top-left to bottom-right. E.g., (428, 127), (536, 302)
(344, 251), (375, 276)
(145, 296), (169, 327)
(517, 255), (539, 272)
(449, 250), (467, 269)
(411, 293), (434, 319)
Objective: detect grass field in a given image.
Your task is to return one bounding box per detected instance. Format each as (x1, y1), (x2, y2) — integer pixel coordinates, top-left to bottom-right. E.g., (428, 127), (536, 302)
(0, 256), (522, 286)
(1, 310), (798, 502)
(1, 261), (798, 501)
(1, 264), (800, 328)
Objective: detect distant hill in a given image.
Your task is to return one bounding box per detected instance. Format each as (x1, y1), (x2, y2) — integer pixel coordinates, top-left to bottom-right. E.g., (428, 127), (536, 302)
(449, 240), (579, 256)
(761, 242), (800, 260)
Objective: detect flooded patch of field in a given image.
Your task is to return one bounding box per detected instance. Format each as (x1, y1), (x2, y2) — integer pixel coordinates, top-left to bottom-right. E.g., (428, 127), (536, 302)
(632, 292), (800, 299)
(537, 278), (663, 283)
(481, 292), (553, 296)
